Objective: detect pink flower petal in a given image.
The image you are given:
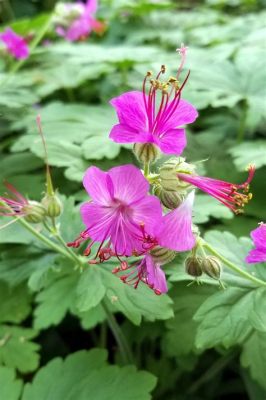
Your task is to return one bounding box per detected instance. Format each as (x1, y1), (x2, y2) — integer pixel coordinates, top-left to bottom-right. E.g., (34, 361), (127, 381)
(83, 166), (114, 205)
(250, 224), (266, 249)
(86, 0), (98, 14)
(109, 123), (151, 144)
(162, 99), (198, 132)
(108, 164), (149, 204)
(66, 16), (92, 41)
(80, 202), (116, 242)
(154, 128), (186, 155)
(246, 249), (266, 264)
(145, 254), (168, 293)
(131, 195), (163, 236)
(158, 191), (195, 251)
(110, 91), (148, 133)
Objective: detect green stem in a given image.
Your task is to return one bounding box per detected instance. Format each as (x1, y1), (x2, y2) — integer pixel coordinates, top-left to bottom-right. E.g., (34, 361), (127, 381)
(1, 15), (52, 86)
(143, 162), (150, 177)
(201, 240), (266, 287)
(17, 217), (75, 261)
(102, 300), (134, 365)
(237, 100), (248, 143)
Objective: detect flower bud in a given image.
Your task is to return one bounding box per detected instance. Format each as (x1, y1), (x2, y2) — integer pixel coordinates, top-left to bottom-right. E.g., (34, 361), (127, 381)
(150, 246), (176, 265)
(202, 256), (221, 280)
(185, 256), (203, 277)
(41, 193), (62, 218)
(22, 201), (46, 223)
(133, 143), (160, 164)
(159, 157), (195, 191)
(153, 184), (184, 209)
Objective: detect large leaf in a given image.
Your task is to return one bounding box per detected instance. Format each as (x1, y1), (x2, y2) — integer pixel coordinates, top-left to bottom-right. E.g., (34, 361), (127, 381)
(76, 266), (106, 312)
(241, 331), (266, 390)
(0, 325), (40, 373)
(22, 349), (157, 400)
(229, 141), (266, 171)
(0, 282), (31, 324)
(0, 367), (22, 400)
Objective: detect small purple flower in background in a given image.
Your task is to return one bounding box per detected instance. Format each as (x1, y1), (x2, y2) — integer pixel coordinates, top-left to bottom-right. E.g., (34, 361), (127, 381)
(109, 46), (198, 155)
(177, 164), (255, 214)
(54, 0), (105, 42)
(68, 164), (162, 258)
(246, 223), (266, 264)
(0, 28), (29, 60)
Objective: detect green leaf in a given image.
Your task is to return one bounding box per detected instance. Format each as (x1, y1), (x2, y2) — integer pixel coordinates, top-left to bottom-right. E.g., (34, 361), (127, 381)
(76, 304), (106, 330)
(34, 273), (79, 330)
(229, 141), (266, 171)
(76, 267), (106, 312)
(193, 194), (233, 224)
(101, 269), (173, 325)
(249, 288), (266, 333)
(0, 282), (31, 324)
(22, 349), (157, 400)
(0, 326), (40, 373)
(194, 287), (255, 349)
(241, 331), (266, 390)
(164, 284), (216, 357)
(0, 367), (23, 400)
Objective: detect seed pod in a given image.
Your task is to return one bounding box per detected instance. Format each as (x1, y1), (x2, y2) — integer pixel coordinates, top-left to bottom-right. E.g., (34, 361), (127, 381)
(23, 201), (46, 223)
(202, 256), (221, 280)
(159, 157), (195, 191)
(154, 184), (184, 209)
(185, 256), (203, 277)
(41, 193), (62, 218)
(133, 143), (160, 164)
(150, 246), (176, 265)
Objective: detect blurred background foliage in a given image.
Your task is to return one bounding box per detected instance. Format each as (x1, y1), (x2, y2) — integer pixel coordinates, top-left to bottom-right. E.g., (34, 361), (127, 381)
(0, 0), (266, 399)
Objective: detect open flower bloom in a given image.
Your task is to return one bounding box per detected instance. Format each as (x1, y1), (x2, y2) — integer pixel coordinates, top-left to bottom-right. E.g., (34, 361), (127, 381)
(246, 223), (266, 264)
(177, 165), (255, 214)
(70, 164), (162, 258)
(55, 0), (105, 41)
(0, 28), (29, 60)
(112, 191), (196, 294)
(109, 46), (198, 155)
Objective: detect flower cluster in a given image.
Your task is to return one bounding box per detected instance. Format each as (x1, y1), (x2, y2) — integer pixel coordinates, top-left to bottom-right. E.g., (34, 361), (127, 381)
(53, 0), (105, 41)
(68, 45), (256, 295)
(0, 28), (29, 60)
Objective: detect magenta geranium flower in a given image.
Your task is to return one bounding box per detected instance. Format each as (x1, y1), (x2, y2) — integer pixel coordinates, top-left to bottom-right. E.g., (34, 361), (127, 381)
(246, 223), (266, 264)
(69, 164), (162, 258)
(112, 191), (195, 294)
(55, 0), (105, 42)
(109, 46), (198, 155)
(0, 28), (29, 60)
(177, 165), (255, 214)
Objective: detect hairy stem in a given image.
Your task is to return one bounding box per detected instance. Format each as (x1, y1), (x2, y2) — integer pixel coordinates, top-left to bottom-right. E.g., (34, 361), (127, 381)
(143, 162), (150, 177)
(201, 239), (266, 287)
(102, 300), (134, 365)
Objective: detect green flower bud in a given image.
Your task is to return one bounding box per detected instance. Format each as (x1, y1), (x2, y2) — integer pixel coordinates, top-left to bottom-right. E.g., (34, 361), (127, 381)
(159, 157), (195, 191)
(202, 256), (222, 280)
(150, 246), (176, 265)
(41, 193), (62, 218)
(185, 256), (203, 277)
(133, 143), (160, 164)
(153, 184), (184, 209)
(23, 201), (46, 224)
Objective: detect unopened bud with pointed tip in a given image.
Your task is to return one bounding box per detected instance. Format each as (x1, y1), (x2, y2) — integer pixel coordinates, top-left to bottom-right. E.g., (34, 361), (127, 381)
(133, 143), (160, 164)
(185, 256), (203, 277)
(41, 192), (62, 218)
(202, 256), (221, 280)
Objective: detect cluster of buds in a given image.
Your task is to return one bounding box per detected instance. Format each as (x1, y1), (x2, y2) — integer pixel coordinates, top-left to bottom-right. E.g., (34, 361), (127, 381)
(185, 254), (222, 282)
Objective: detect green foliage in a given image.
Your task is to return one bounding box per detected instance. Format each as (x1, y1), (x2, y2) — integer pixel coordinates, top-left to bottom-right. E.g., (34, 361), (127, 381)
(0, 367), (23, 400)
(1, 1), (266, 398)
(22, 349), (157, 400)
